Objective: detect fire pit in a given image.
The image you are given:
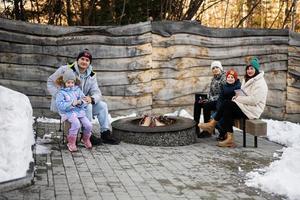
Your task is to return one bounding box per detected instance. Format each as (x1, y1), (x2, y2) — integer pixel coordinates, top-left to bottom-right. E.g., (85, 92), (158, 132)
(112, 116), (196, 146)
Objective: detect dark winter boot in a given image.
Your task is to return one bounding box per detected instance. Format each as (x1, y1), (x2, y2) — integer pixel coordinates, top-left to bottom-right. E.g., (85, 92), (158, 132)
(101, 130), (120, 145)
(90, 134), (103, 146)
(198, 131), (211, 138)
(195, 126), (201, 138)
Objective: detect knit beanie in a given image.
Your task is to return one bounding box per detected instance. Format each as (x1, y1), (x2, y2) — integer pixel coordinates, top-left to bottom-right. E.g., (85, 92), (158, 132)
(63, 69), (76, 82)
(250, 57), (260, 71)
(210, 61), (223, 71)
(77, 49), (92, 63)
(226, 69), (238, 81)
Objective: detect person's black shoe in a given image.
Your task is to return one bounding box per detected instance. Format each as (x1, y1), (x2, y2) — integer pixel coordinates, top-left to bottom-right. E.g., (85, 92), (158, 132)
(195, 126), (201, 138)
(90, 134), (103, 146)
(101, 130), (120, 145)
(198, 131), (211, 138)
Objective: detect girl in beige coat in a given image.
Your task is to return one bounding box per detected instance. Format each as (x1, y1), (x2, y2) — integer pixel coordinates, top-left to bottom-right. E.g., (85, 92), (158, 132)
(199, 57), (268, 147)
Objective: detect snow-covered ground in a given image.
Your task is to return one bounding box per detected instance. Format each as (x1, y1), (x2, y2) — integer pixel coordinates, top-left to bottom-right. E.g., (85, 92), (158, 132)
(245, 119), (300, 200)
(1, 85), (299, 199)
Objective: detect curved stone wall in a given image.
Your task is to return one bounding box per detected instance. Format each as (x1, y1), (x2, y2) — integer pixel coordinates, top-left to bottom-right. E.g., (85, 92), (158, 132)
(0, 19), (299, 122)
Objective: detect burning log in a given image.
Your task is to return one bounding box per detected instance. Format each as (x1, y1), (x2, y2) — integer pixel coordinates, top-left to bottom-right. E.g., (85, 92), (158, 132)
(139, 115), (175, 127)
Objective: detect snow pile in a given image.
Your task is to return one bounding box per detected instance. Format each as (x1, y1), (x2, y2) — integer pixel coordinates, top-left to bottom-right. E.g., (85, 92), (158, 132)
(164, 109), (193, 119)
(109, 113), (137, 123)
(37, 117), (60, 124)
(263, 119), (300, 147)
(0, 86), (35, 182)
(246, 119), (300, 200)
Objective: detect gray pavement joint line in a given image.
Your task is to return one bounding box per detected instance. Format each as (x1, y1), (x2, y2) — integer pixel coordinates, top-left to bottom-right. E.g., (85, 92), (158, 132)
(107, 144), (155, 198)
(111, 144), (151, 198)
(47, 152), (54, 188)
(116, 144), (172, 199)
(44, 125), (70, 198)
(54, 149), (72, 199)
(129, 145), (186, 199)
(61, 149), (84, 199)
(99, 145), (145, 199)
(80, 148), (104, 199)
(57, 144), (84, 199)
(69, 148), (94, 200)
(147, 145), (223, 199)
(88, 147), (118, 200)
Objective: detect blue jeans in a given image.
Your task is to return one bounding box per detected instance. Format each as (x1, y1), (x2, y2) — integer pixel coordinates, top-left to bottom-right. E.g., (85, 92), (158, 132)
(85, 100), (110, 133)
(211, 112), (226, 136)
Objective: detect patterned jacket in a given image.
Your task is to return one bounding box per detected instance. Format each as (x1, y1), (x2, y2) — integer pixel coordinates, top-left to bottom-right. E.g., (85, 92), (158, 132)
(208, 72), (226, 102)
(56, 86), (87, 121)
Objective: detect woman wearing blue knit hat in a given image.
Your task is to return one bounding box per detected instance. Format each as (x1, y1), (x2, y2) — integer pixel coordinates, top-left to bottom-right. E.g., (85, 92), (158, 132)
(199, 57), (268, 147)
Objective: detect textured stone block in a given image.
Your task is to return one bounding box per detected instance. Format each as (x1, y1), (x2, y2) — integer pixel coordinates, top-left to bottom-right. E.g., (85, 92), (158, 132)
(245, 119), (267, 136)
(112, 116), (196, 146)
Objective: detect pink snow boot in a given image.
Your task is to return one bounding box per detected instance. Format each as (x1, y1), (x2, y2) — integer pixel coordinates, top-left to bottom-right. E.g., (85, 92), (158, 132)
(82, 134), (92, 149)
(67, 135), (78, 152)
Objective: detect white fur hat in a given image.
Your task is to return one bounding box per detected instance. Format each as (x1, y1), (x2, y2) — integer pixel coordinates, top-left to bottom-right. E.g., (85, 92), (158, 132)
(210, 61), (223, 71)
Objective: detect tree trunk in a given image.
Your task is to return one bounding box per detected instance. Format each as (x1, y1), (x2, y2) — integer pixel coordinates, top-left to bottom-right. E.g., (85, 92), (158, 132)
(14, 0), (20, 20)
(281, 0), (297, 29)
(66, 0), (73, 26)
(236, 0), (260, 28)
(183, 0), (204, 20)
(291, 0), (298, 31)
(224, 0), (229, 27)
(119, 0), (126, 25)
(36, 0), (41, 23)
(269, 0), (284, 29)
(80, 0), (85, 25)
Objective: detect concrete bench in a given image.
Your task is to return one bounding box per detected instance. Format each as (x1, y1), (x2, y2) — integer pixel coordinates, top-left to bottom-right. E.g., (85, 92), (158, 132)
(234, 119), (267, 148)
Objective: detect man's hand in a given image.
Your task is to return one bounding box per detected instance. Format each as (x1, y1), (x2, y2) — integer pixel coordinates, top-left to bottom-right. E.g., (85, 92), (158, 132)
(83, 96), (92, 104)
(72, 99), (82, 106)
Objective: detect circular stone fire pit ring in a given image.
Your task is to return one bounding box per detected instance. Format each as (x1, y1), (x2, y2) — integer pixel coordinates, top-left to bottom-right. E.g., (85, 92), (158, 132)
(112, 116), (196, 146)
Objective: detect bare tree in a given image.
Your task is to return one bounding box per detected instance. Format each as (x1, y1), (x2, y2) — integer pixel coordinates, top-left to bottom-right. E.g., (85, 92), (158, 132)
(223, 0), (229, 27)
(80, 0), (85, 25)
(14, 0), (26, 20)
(291, 0), (298, 31)
(119, 0), (126, 24)
(182, 0), (205, 20)
(66, 0), (73, 25)
(269, 0), (284, 29)
(283, 0), (299, 30)
(36, 0), (41, 23)
(236, 0), (260, 28)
